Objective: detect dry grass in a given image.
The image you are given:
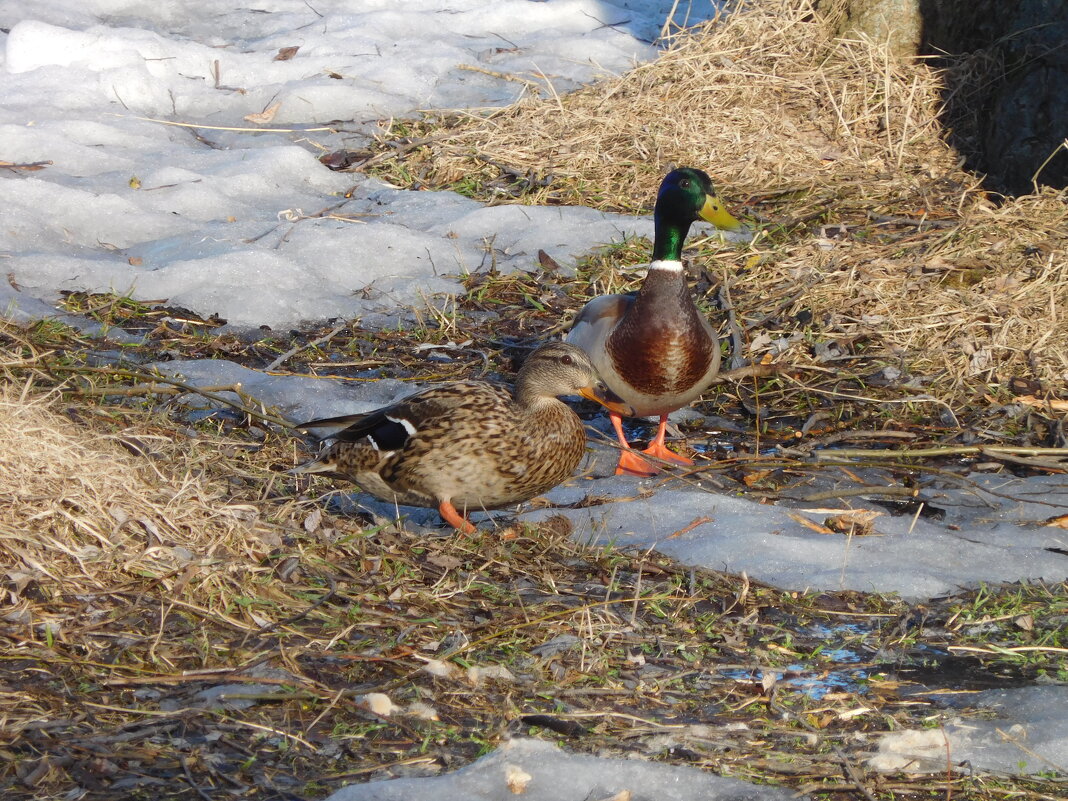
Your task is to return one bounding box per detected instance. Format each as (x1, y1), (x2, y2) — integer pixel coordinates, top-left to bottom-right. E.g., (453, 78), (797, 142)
(388, 1), (953, 202)
(0, 384), (273, 592)
(4, 3), (1068, 798)
(366, 0), (1068, 401)
(3, 324), (1068, 800)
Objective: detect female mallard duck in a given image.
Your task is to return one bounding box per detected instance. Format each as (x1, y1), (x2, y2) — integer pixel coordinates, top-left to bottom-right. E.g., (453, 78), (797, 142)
(292, 342), (631, 533)
(567, 167), (744, 477)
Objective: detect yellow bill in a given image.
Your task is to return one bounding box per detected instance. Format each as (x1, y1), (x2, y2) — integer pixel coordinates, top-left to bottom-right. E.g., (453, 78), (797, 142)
(699, 193), (743, 231)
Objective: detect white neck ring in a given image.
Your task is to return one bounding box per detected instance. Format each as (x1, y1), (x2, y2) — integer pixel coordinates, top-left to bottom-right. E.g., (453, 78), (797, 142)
(648, 259), (684, 272)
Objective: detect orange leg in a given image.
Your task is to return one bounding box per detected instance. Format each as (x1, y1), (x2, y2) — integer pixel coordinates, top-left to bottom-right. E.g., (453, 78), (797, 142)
(640, 415), (694, 467)
(609, 412), (658, 477)
(609, 413), (692, 477)
(438, 500), (477, 534)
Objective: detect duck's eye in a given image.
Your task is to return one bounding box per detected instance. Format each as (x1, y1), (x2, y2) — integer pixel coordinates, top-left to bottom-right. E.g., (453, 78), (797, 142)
(679, 179), (691, 189)
(560, 354), (574, 366)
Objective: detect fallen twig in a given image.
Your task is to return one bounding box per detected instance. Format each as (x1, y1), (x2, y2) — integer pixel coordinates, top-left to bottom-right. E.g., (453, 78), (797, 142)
(117, 113), (338, 133)
(800, 485), (920, 502)
(816, 444), (1068, 461)
(265, 322), (349, 372)
(0, 159), (53, 171)
(51, 363), (299, 431)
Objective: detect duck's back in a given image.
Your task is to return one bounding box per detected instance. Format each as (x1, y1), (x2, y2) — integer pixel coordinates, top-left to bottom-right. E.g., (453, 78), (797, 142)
(328, 381), (588, 511)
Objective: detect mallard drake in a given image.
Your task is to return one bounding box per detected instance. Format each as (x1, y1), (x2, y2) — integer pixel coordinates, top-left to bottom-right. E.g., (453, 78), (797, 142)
(567, 167), (744, 476)
(292, 342), (631, 533)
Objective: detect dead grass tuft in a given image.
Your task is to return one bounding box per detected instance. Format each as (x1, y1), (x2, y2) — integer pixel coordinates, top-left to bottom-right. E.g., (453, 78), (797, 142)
(370, 0), (956, 207)
(0, 384), (265, 594)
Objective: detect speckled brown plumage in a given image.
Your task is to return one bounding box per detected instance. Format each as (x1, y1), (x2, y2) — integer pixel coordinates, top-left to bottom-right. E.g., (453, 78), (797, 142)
(292, 342), (628, 532)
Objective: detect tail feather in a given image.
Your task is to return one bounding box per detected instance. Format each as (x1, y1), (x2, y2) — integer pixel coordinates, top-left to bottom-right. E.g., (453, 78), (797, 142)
(296, 413), (370, 439)
(288, 451), (340, 476)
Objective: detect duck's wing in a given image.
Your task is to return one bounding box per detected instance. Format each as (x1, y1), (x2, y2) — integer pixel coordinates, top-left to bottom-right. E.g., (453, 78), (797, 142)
(566, 293), (635, 355)
(297, 383), (500, 451)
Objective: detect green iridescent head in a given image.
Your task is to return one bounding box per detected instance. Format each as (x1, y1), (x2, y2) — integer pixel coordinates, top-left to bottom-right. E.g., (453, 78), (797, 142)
(652, 167), (742, 261)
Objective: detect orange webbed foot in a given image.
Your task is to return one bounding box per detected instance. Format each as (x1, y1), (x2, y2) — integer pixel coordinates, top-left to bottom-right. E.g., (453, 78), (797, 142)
(609, 411), (693, 476)
(640, 440), (694, 467)
(614, 449), (660, 477)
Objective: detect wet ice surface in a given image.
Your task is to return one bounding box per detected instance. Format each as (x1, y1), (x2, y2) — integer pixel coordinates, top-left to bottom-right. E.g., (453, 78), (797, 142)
(871, 686), (1068, 776)
(522, 447), (1068, 600)
(0, 0), (712, 330)
(323, 737), (802, 801)
(719, 622), (876, 702)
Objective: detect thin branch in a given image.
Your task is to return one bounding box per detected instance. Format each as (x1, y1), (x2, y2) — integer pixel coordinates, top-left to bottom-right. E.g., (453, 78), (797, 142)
(265, 322), (348, 372)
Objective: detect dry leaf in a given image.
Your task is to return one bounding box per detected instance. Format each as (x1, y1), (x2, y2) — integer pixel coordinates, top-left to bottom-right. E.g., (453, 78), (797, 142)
(244, 102), (281, 124)
(742, 469), (773, 487)
(537, 249), (562, 271)
(823, 509), (882, 536)
(320, 150), (361, 170)
(1015, 395), (1068, 412)
(273, 45), (299, 61)
(1044, 514), (1068, 528)
(428, 553), (462, 570)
